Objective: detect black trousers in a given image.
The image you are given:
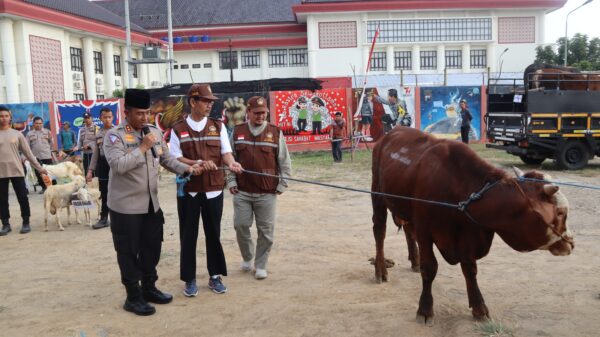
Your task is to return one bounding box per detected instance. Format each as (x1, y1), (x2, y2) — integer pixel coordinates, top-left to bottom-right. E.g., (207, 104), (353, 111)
(0, 177), (30, 220)
(82, 153), (93, 175)
(312, 121), (322, 134)
(110, 203), (164, 287)
(97, 156), (110, 220)
(297, 118), (307, 132)
(177, 192), (227, 282)
(34, 158), (53, 190)
(331, 140), (342, 162)
(460, 126), (470, 144)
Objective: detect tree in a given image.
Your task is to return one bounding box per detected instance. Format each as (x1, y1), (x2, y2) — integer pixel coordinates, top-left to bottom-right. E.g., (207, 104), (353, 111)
(535, 45), (557, 64)
(535, 34), (600, 70)
(112, 89), (123, 98)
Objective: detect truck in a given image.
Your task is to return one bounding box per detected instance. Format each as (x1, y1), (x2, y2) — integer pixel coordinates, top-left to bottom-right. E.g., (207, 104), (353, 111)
(485, 73), (600, 170)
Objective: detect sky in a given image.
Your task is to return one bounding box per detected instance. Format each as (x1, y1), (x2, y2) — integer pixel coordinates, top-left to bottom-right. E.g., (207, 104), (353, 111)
(545, 0), (600, 44)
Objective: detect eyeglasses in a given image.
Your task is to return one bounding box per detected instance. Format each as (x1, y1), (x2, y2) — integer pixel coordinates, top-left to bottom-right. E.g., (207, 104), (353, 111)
(191, 96), (214, 104)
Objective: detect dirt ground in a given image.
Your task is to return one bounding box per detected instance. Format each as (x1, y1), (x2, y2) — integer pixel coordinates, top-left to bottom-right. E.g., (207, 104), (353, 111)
(1, 154), (599, 337)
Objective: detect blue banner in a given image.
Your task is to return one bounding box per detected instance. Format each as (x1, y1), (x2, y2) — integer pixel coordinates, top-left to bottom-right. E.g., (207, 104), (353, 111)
(55, 100), (120, 149)
(3, 102), (51, 134)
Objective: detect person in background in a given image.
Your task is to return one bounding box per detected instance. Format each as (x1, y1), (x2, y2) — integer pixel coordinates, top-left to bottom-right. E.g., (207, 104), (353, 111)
(59, 122), (77, 157)
(360, 92), (374, 141)
(27, 117), (55, 193)
(459, 99), (473, 144)
(74, 112), (98, 175)
(0, 106), (48, 236)
(330, 111), (346, 162)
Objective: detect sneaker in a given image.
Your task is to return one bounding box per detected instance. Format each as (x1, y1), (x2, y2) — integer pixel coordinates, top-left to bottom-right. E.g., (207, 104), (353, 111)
(240, 260), (252, 272)
(255, 269), (268, 280)
(183, 280), (198, 297)
(365, 136), (374, 142)
(208, 276), (228, 294)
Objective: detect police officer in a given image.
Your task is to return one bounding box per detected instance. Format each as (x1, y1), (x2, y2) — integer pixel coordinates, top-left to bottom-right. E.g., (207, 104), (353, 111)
(74, 111), (99, 174)
(27, 116), (55, 193)
(87, 107), (114, 229)
(169, 83), (242, 297)
(104, 89), (201, 316)
(227, 96), (292, 280)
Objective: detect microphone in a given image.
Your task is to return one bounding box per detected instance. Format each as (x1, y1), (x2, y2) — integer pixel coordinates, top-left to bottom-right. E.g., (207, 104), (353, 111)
(141, 125), (157, 158)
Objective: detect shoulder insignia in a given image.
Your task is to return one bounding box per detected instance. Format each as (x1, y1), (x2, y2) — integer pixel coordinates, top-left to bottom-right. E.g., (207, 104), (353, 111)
(124, 134), (136, 143)
(109, 134), (118, 144)
(125, 125), (133, 133)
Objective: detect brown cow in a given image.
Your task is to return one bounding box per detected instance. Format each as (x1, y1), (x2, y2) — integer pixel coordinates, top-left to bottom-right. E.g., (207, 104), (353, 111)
(372, 127), (573, 325)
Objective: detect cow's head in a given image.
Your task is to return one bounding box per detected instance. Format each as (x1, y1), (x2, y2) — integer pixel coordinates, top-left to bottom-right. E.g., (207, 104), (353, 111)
(510, 167), (573, 256)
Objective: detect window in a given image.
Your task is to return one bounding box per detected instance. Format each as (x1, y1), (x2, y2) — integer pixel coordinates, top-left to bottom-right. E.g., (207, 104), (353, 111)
(289, 48), (308, 66)
(192, 64), (201, 69)
(241, 50), (260, 69)
(470, 49), (487, 68)
(204, 63), (212, 68)
(74, 93), (84, 100)
(445, 50), (462, 69)
(268, 49), (287, 67)
(114, 55), (121, 76)
(97, 95), (105, 99)
(394, 51), (412, 70)
(367, 18), (492, 43)
(370, 51), (386, 71)
(420, 51), (437, 70)
(181, 64), (189, 69)
(93, 51), (103, 74)
(132, 58), (138, 78)
(174, 65), (179, 69)
(70, 47), (82, 72)
(219, 51), (238, 69)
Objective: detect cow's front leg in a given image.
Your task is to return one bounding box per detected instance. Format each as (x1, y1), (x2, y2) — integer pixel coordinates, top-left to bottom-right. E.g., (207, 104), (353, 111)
(460, 260), (489, 320)
(416, 237), (437, 326)
(372, 196), (388, 283)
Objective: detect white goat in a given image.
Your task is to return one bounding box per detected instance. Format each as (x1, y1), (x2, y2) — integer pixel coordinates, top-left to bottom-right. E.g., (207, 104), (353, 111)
(43, 162), (83, 184)
(43, 175), (86, 231)
(74, 186), (101, 224)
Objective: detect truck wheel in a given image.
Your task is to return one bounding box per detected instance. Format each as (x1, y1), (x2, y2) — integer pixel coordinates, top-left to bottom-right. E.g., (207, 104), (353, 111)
(555, 141), (589, 170)
(519, 155), (545, 165)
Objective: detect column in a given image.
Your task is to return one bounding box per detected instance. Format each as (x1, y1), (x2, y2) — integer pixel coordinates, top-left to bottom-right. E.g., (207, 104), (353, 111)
(0, 19), (20, 103)
(487, 44), (495, 73)
(412, 44), (420, 73)
(386, 45), (395, 74)
(62, 31), (73, 100)
(211, 52), (219, 82)
(306, 16), (318, 78)
(103, 41), (115, 97)
(462, 43), (471, 72)
(120, 46), (130, 88)
(82, 37), (96, 100)
(137, 49), (148, 88)
(437, 44), (445, 73)
(260, 48), (269, 79)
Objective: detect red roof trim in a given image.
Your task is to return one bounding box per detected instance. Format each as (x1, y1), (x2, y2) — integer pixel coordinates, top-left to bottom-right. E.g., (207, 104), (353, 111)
(0, 0), (158, 45)
(174, 37), (308, 51)
(151, 24), (307, 39)
(293, 0), (566, 13)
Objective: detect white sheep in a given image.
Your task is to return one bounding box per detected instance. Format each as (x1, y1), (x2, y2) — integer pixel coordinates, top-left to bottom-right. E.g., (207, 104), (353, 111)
(43, 162), (83, 184)
(74, 186), (101, 224)
(44, 175), (86, 231)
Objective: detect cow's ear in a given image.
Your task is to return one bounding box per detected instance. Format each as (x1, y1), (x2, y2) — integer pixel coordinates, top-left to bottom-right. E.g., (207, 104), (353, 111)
(512, 166), (525, 178)
(543, 184), (559, 196)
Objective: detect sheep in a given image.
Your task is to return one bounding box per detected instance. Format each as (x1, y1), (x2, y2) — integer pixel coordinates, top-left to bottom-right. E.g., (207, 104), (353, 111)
(74, 186), (101, 224)
(43, 162), (83, 184)
(43, 175), (86, 231)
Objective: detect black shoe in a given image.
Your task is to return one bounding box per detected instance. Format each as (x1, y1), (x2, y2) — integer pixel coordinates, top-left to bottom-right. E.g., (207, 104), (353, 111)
(0, 219), (11, 236)
(123, 297), (156, 316)
(142, 286), (173, 304)
(92, 218), (108, 230)
(20, 217), (31, 234)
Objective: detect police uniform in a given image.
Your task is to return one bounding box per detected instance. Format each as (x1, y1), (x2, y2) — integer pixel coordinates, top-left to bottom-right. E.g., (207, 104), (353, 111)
(226, 96), (292, 279)
(88, 124), (114, 227)
(27, 127), (53, 191)
(78, 117), (99, 174)
(104, 89), (190, 316)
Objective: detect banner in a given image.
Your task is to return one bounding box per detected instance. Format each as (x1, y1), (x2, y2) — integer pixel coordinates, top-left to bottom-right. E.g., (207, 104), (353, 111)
(4, 102), (51, 133)
(419, 86), (481, 141)
(54, 100), (121, 148)
(273, 88), (348, 144)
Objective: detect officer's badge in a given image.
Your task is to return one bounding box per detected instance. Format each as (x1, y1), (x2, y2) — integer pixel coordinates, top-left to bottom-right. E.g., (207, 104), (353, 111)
(124, 134), (136, 143)
(125, 125), (132, 133)
(265, 132), (274, 142)
(258, 98), (264, 106)
(156, 146), (163, 156)
(109, 135), (118, 144)
(208, 125), (219, 136)
(180, 131), (190, 139)
(237, 135), (245, 140)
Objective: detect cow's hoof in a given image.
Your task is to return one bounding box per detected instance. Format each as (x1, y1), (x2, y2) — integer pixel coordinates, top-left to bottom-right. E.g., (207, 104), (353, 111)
(416, 313), (435, 326)
(411, 264), (420, 273)
(472, 305), (490, 321)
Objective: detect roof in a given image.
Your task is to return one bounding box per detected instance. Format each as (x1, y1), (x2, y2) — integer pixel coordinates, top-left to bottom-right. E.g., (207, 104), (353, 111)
(95, 0), (302, 30)
(23, 0), (148, 33)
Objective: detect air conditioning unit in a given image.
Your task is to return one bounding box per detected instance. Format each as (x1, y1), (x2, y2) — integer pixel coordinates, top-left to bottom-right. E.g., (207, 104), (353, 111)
(95, 78), (103, 85)
(72, 73), (83, 81)
(73, 81), (83, 90)
(115, 79), (121, 87)
(150, 81), (162, 87)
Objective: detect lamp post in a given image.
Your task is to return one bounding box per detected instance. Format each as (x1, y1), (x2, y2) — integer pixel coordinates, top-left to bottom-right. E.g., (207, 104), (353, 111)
(498, 47), (509, 77)
(564, 0), (594, 66)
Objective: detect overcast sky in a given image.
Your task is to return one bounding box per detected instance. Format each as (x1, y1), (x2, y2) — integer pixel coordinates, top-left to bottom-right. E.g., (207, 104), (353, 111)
(545, 0), (600, 44)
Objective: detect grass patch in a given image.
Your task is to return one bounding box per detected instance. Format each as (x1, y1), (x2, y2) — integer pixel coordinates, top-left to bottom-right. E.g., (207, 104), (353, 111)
(476, 319), (515, 337)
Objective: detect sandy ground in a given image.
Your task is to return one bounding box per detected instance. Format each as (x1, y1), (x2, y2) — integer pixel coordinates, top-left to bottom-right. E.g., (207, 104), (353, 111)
(1, 156), (599, 337)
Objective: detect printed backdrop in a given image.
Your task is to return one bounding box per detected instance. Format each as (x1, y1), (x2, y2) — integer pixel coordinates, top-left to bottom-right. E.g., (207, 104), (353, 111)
(4, 102), (51, 133)
(54, 100), (121, 149)
(273, 88), (348, 144)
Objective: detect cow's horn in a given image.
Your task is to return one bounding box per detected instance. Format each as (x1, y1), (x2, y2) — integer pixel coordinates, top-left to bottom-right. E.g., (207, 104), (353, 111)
(512, 166), (525, 178)
(543, 184), (559, 196)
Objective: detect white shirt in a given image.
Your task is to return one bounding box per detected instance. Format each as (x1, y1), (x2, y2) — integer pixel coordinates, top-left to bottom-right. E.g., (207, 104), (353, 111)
(169, 116), (232, 199)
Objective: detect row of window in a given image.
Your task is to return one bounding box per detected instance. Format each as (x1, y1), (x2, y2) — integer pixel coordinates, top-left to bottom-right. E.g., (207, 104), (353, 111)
(370, 49), (487, 71)
(70, 47), (136, 78)
(367, 18), (493, 43)
(217, 49), (308, 70)
(74, 94), (105, 100)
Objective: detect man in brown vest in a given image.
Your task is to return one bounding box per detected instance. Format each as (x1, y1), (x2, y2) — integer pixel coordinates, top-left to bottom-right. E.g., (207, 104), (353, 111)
(170, 83), (242, 297)
(227, 96), (292, 280)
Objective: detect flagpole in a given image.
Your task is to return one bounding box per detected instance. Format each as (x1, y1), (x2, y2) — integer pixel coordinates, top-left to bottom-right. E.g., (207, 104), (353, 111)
(354, 24), (380, 118)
